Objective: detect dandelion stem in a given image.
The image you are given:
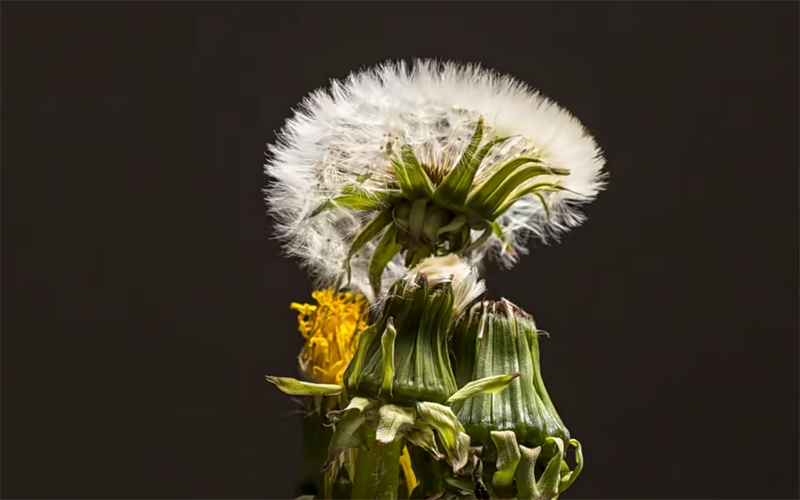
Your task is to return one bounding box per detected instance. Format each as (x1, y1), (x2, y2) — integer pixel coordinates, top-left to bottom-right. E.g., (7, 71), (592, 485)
(351, 425), (403, 500)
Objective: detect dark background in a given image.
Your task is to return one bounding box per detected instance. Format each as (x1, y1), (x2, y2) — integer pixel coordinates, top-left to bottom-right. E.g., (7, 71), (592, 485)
(2, 2), (798, 499)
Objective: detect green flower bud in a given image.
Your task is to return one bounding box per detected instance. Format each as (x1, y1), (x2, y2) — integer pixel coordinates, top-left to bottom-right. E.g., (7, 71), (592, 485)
(451, 299), (569, 450)
(344, 273), (459, 406)
(450, 300), (583, 500)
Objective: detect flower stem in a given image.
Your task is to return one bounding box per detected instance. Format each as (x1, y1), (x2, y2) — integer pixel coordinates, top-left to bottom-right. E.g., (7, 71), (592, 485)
(351, 426), (403, 500)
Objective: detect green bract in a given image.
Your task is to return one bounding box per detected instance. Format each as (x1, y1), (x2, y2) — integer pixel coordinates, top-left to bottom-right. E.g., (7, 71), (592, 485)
(310, 118), (573, 297)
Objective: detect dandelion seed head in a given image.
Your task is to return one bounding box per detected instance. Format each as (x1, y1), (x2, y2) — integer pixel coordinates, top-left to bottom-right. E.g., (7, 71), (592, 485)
(265, 59), (607, 301)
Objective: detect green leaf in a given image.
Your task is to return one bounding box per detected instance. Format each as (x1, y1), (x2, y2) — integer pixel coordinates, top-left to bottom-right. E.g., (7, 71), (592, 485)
(375, 404), (416, 444)
(369, 225), (402, 298)
(445, 373), (520, 404)
(416, 402), (470, 472)
(265, 376), (343, 396)
(558, 439), (583, 493)
(344, 209), (394, 283)
(490, 430), (521, 497)
(380, 319), (397, 397)
(324, 397), (377, 470)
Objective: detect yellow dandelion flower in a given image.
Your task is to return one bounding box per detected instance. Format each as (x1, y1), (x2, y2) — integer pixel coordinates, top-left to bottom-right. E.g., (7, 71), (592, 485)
(292, 287), (369, 386)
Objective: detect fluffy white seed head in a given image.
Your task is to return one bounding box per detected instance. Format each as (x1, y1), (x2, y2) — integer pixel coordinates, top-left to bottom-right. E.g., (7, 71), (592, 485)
(265, 59), (607, 301)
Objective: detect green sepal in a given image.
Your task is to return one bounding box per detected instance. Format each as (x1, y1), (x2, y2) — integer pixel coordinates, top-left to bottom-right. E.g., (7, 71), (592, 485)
(393, 200), (411, 232)
(369, 225), (402, 298)
(324, 397), (377, 470)
(445, 373), (520, 404)
(533, 192), (551, 222)
(265, 376), (344, 396)
(481, 166), (570, 218)
(421, 203), (454, 246)
(402, 420), (444, 460)
(416, 402), (471, 472)
(341, 172), (373, 194)
(557, 440), (583, 493)
(409, 199), (427, 243)
(375, 404), (416, 444)
(514, 437), (567, 500)
(467, 158), (547, 211)
(460, 220), (492, 256)
(345, 325), (379, 390)
(332, 190), (402, 212)
(307, 200), (334, 219)
(437, 215), (467, 237)
(407, 244), (432, 268)
(493, 183), (580, 219)
(391, 146), (433, 200)
(380, 319), (398, 397)
(515, 445), (542, 500)
(490, 430), (521, 498)
(433, 119), (511, 211)
(344, 209), (393, 283)
(536, 437), (566, 500)
(492, 221), (514, 254)
(434, 118), (484, 205)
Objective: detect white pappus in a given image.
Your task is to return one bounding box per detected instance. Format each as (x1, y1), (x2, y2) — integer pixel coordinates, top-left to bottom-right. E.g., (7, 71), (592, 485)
(265, 59), (607, 302)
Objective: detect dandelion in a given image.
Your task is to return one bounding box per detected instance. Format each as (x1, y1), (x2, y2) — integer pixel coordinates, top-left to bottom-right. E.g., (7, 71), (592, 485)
(265, 59), (607, 301)
(281, 289), (419, 499)
(269, 256), (520, 499)
(293, 287), (369, 385)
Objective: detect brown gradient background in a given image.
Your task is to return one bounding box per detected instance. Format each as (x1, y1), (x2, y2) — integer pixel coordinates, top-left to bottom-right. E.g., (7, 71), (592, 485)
(2, 2), (798, 499)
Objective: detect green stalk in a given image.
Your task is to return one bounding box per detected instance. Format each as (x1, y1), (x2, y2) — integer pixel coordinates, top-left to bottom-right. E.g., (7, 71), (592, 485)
(297, 403), (332, 498)
(351, 426), (403, 500)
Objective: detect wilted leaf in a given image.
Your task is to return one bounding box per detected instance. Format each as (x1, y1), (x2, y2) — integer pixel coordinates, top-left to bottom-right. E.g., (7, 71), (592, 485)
(375, 404), (416, 444)
(265, 376), (344, 396)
